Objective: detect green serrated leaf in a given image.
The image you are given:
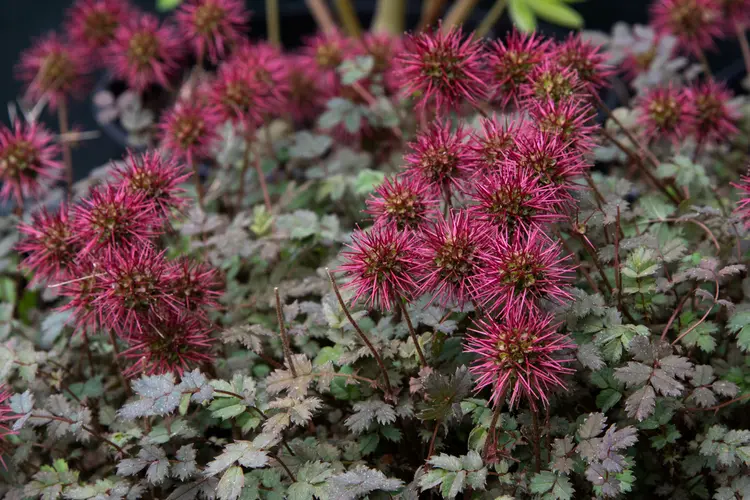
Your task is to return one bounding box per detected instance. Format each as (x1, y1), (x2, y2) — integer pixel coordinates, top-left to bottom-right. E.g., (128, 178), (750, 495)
(640, 195), (675, 220)
(359, 433), (380, 456)
(380, 425), (402, 442)
(218, 466), (245, 500)
(596, 389), (622, 413)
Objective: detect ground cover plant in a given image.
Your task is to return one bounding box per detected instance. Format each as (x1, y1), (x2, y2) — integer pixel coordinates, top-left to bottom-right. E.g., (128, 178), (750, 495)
(1, 0), (750, 498)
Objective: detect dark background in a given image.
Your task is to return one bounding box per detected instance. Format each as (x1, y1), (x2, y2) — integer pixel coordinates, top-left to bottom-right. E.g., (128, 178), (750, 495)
(0, 0), (743, 179)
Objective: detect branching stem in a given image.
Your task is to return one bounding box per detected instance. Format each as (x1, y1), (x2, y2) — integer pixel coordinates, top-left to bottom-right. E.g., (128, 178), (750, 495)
(326, 269), (394, 396)
(57, 99), (74, 198)
(274, 288), (297, 377)
(398, 299), (427, 367)
(426, 419), (441, 462)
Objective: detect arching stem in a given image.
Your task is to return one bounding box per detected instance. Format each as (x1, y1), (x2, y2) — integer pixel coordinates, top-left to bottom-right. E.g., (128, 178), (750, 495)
(327, 269), (394, 397)
(398, 299), (427, 367)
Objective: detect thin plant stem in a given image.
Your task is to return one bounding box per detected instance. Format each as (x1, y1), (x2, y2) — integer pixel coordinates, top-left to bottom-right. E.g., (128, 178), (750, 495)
(256, 348), (283, 369)
(532, 409), (541, 473)
(333, 0), (363, 38)
(442, 183), (452, 215)
(29, 414), (127, 455)
(418, 0), (448, 31)
(263, 120), (278, 163)
(482, 389), (506, 460)
(107, 329), (131, 396)
(672, 274), (719, 345)
(614, 206), (623, 293)
(474, 0), (507, 38)
(252, 143), (273, 211)
(442, 0), (480, 31)
(426, 419), (441, 462)
(695, 46), (713, 78)
(575, 232), (614, 295)
(238, 135), (251, 212)
(57, 99), (74, 198)
(660, 286), (696, 341)
(57, 130), (100, 143)
(593, 91), (683, 204)
(306, 0), (338, 34)
(398, 299), (427, 367)
(81, 330), (95, 375)
(645, 218), (721, 253)
(270, 453), (296, 482)
(371, 0), (406, 34)
(584, 173), (606, 210)
(686, 393), (750, 412)
(326, 269), (394, 396)
(735, 21), (750, 77)
(692, 136), (706, 163)
(265, 0), (281, 48)
(350, 82), (403, 141)
(238, 404), (296, 457)
(599, 127), (680, 204)
(554, 227), (599, 293)
(591, 93), (661, 169)
(189, 155), (205, 210)
(275, 288), (297, 378)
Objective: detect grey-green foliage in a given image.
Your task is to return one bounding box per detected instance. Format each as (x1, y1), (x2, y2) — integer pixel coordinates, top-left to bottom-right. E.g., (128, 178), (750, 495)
(419, 451), (487, 499)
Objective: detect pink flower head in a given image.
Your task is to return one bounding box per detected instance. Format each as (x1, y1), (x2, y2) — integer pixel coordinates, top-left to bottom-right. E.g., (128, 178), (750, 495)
(286, 55), (324, 122)
(16, 33), (90, 110)
(231, 42), (290, 110)
(720, 0), (750, 28)
(17, 205), (78, 284)
(95, 246), (180, 337)
(486, 29), (551, 108)
(159, 98), (221, 164)
(364, 33), (403, 94)
(521, 60), (587, 105)
(465, 310), (574, 409)
(209, 61), (269, 128)
(0, 386), (19, 468)
(106, 13), (183, 90)
(122, 311), (214, 377)
(553, 34), (612, 90)
(65, 0), (133, 58)
(650, 0), (723, 55)
(403, 121), (471, 195)
(731, 167), (750, 228)
(511, 132), (586, 191)
(636, 85), (694, 142)
(474, 227), (573, 313)
(620, 31), (674, 81)
(365, 175), (438, 230)
(467, 169), (566, 233)
(684, 80), (739, 143)
(58, 259), (104, 334)
(338, 225), (420, 310)
(466, 116), (524, 175)
(415, 210), (489, 308)
(170, 257), (223, 312)
(397, 25), (488, 114)
(73, 183), (162, 255)
(176, 0), (250, 64)
(299, 31), (353, 95)
(113, 150), (191, 217)
(0, 120), (62, 206)
(530, 98), (599, 153)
